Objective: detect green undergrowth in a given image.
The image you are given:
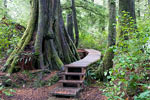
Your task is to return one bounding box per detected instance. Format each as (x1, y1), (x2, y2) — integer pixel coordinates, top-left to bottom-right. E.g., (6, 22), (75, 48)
(0, 76), (16, 99)
(0, 70), (59, 89)
(0, 19), (24, 58)
(22, 70), (59, 88)
(101, 13), (150, 100)
(85, 61), (101, 85)
(79, 32), (107, 54)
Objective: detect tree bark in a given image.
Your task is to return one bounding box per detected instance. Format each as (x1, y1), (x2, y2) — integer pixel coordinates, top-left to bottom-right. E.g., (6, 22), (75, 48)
(3, 0), (80, 73)
(3, 0), (7, 18)
(71, 0), (79, 48)
(119, 0), (136, 40)
(3, 0), (7, 8)
(67, 14), (74, 42)
(102, 0), (106, 31)
(148, 0), (150, 11)
(137, 0), (140, 17)
(101, 0), (116, 81)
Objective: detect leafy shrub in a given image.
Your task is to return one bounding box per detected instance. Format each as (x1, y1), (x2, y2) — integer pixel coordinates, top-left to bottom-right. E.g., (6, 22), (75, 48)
(0, 19), (24, 58)
(102, 12), (150, 99)
(48, 75), (59, 86)
(85, 61), (100, 85)
(79, 32), (107, 54)
(134, 90), (150, 100)
(0, 81), (16, 99)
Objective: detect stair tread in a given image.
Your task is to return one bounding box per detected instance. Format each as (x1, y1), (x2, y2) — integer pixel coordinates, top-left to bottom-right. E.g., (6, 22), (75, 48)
(59, 80), (84, 83)
(51, 49), (101, 98)
(51, 87), (82, 97)
(61, 72), (86, 75)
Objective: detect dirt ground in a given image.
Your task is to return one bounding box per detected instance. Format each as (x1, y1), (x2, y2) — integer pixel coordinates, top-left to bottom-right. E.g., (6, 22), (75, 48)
(2, 85), (107, 100)
(0, 71), (107, 100)
(0, 58), (107, 100)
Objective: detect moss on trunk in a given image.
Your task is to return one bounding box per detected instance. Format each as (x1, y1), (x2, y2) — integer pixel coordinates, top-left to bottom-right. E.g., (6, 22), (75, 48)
(98, 0), (116, 81)
(3, 0), (79, 73)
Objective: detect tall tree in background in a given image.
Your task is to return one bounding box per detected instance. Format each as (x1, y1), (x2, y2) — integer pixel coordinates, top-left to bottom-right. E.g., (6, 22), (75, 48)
(102, 0), (106, 31)
(119, 0), (136, 40)
(119, 0), (136, 19)
(137, 0), (140, 17)
(71, 0), (79, 47)
(67, 14), (74, 42)
(3, 0), (7, 8)
(148, 0), (150, 11)
(101, 0), (116, 81)
(4, 0), (80, 73)
(3, 0), (7, 18)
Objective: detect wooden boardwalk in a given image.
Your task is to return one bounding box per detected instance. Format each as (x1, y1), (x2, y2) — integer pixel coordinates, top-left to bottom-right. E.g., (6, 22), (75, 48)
(51, 49), (101, 97)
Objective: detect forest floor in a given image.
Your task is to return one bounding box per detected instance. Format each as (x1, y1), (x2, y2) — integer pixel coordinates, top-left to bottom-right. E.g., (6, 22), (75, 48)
(0, 59), (107, 100)
(2, 84), (107, 100)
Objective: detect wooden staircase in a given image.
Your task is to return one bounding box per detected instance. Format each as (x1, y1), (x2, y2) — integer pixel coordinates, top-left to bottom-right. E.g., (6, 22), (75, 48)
(51, 49), (101, 97)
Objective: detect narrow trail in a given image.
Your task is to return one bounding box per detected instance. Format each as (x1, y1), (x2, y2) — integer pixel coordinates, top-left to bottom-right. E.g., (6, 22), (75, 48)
(1, 49), (107, 100)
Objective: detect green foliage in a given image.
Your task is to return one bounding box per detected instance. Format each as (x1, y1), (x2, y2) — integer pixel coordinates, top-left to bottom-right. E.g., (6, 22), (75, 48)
(0, 85), (16, 99)
(7, 0), (31, 26)
(33, 74), (59, 87)
(0, 1), (6, 19)
(79, 32), (107, 53)
(103, 12), (150, 99)
(48, 75), (59, 86)
(134, 90), (150, 100)
(0, 19), (24, 58)
(85, 61), (100, 85)
(62, 0), (107, 52)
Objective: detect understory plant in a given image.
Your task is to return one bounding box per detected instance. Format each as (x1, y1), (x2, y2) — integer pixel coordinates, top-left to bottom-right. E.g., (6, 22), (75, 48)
(0, 19), (24, 58)
(102, 13), (150, 100)
(79, 32), (107, 53)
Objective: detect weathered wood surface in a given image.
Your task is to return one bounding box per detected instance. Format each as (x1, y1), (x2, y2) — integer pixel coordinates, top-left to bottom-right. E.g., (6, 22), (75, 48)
(52, 87), (81, 97)
(65, 49), (101, 68)
(51, 49), (101, 97)
(59, 80), (84, 84)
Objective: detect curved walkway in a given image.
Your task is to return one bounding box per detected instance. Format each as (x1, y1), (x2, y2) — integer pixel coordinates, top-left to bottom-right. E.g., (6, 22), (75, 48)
(51, 49), (101, 97)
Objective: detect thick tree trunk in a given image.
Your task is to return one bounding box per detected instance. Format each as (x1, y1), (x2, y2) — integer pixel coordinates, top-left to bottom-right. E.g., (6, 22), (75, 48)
(67, 14), (74, 42)
(119, 0), (136, 40)
(102, 0), (116, 81)
(71, 0), (79, 48)
(3, 0), (80, 73)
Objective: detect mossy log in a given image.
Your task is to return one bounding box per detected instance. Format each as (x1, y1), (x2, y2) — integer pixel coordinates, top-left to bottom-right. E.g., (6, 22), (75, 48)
(3, 0), (80, 73)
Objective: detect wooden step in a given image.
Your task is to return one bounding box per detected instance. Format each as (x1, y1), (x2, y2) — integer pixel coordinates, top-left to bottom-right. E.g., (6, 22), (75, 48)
(66, 67), (86, 73)
(51, 87), (82, 97)
(51, 49), (101, 98)
(59, 80), (84, 84)
(60, 72), (86, 75)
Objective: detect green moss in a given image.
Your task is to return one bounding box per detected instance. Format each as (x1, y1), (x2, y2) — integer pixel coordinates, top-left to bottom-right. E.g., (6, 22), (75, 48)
(4, 0), (38, 73)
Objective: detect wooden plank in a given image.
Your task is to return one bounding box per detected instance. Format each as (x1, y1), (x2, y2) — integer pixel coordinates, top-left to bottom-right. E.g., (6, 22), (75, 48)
(51, 49), (101, 98)
(51, 87), (82, 97)
(59, 80), (84, 84)
(65, 49), (101, 68)
(60, 72), (86, 75)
